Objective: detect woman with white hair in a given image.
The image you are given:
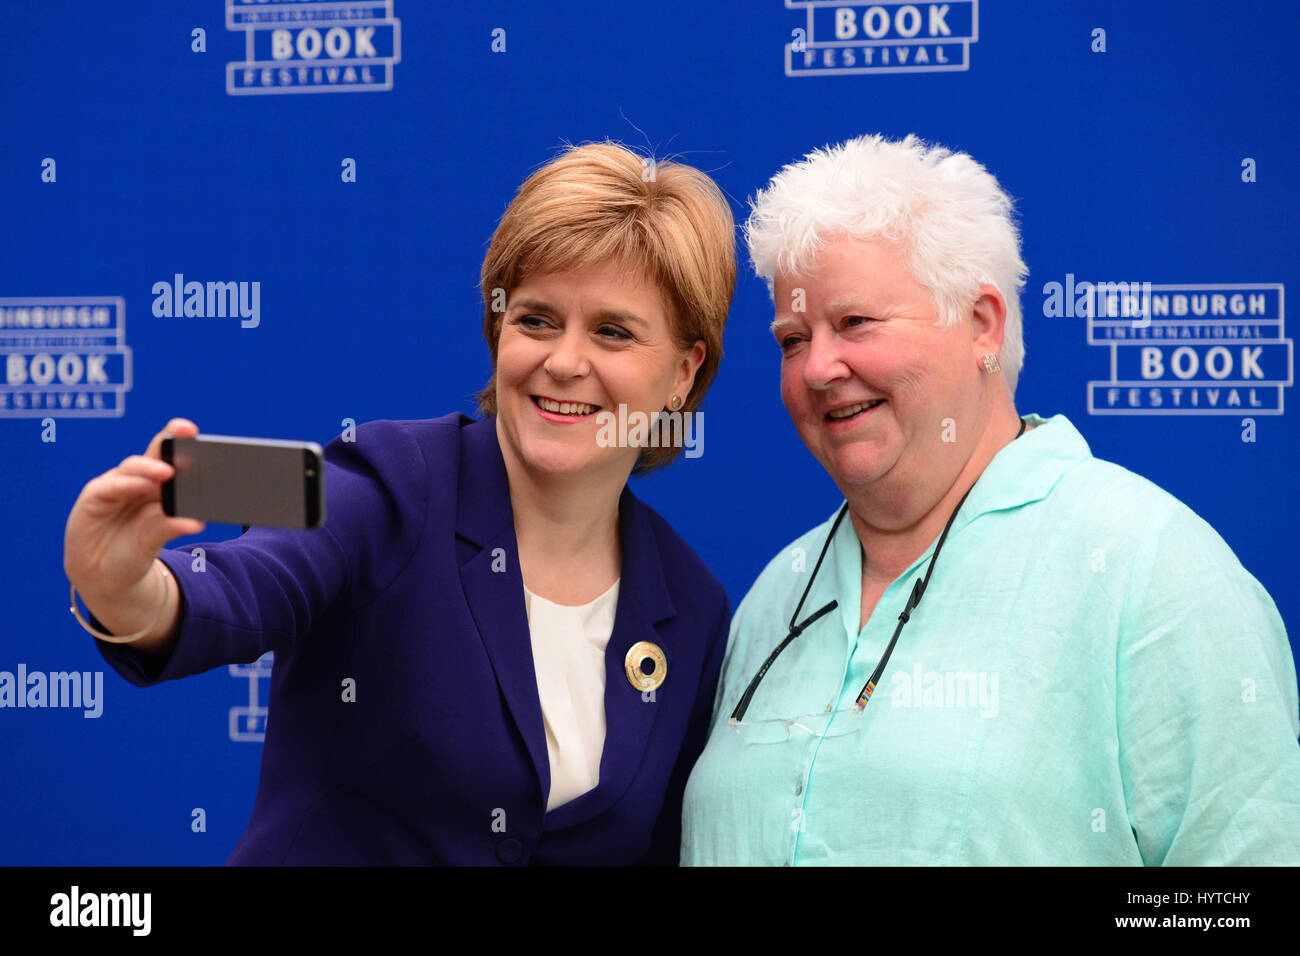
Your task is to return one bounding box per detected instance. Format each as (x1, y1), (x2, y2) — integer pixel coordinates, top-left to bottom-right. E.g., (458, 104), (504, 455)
(681, 133), (1300, 865)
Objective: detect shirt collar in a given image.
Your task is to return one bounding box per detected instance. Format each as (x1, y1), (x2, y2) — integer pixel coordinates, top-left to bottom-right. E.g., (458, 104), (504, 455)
(823, 413), (1093, 642)
(956, 412), (1093, 526)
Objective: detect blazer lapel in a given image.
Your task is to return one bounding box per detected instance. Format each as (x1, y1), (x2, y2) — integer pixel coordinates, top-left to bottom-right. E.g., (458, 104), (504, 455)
(455, 417), (551, 804)
(543, 487), (677, 829)
(455, 417), (680, 827)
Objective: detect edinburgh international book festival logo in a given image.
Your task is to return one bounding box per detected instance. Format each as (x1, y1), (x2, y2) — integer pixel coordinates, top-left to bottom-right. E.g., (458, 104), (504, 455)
(784, 1), (978, 76)
(0, 297), (131, 418)
(1068, 281), (1294, 416)
(226, 0), (402, 95)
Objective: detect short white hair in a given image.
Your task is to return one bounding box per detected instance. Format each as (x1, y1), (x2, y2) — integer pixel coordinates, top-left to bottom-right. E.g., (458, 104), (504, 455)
(745, 133), (1029, 394)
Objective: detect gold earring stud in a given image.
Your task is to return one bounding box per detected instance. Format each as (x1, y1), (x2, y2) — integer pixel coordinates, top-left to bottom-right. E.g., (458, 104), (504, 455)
(981, 353), (1002, 374)
(668, 395), (683, 411)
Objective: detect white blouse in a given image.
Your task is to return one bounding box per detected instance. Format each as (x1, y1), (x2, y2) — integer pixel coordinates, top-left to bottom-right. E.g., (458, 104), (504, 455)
(522, 578), (620, 812)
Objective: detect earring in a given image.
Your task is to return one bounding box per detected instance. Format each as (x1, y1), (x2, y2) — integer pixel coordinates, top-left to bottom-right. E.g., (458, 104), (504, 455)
(668, 395), (683, 411)
(980, 353), (1002, 374)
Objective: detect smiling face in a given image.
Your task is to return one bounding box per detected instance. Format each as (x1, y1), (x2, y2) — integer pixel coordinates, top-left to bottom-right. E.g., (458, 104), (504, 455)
(494, 260), (705, 481)
(773, 234), (1000, 499)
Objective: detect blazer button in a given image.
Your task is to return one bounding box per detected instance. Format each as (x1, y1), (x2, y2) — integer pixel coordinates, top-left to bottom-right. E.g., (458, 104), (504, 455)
(496, 838), (524, 864)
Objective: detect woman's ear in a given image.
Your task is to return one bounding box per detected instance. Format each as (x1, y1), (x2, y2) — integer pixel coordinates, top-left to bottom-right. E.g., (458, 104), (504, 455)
(674, 340), (707, 405)
(969, 285), (1007, 360)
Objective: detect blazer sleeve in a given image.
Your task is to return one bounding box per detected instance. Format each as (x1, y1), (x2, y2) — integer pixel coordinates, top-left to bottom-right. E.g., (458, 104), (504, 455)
(92, 420), (429, 687)
(638, 589), (731, 866)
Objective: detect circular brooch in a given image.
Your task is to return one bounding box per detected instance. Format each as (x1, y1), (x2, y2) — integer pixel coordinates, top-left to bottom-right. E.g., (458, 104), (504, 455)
(624, 641), (667, 692)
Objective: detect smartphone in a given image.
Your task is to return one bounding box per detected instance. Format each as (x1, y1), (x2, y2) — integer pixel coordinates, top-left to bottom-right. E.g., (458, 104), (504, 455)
(161, 434), (325, 530)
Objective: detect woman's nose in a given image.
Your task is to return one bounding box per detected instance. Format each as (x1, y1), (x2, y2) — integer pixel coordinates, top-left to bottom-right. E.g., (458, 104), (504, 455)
(802, 328), (849, 389)
(544, 326), (592, 379)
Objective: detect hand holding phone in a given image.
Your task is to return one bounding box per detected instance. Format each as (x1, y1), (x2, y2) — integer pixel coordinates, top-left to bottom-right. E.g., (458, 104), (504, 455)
(63, 418), (207, 648)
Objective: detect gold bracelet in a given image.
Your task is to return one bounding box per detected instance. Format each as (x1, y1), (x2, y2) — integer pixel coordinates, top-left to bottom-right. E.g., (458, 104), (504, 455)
(69, 561), (172, 645)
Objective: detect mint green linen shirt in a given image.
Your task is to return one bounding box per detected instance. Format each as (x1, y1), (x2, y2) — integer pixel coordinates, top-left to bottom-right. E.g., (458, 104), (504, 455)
(682, 413), (1300, 865)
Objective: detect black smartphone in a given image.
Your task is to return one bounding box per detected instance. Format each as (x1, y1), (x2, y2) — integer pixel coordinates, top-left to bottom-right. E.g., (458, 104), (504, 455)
(160, 434), (325, 530)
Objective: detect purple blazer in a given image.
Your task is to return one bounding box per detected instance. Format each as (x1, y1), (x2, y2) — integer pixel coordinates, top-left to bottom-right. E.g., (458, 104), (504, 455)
(95, 413), (730, 865)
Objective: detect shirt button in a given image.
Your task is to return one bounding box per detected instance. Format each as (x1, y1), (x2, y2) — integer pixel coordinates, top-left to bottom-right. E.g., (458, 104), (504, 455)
(795, 780), (804, 796)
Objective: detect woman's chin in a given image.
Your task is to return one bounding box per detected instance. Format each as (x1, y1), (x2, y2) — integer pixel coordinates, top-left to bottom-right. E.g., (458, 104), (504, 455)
(516, 438), (608, 479)
(823, 446), (897, 489)
(520, 452), (590, 478)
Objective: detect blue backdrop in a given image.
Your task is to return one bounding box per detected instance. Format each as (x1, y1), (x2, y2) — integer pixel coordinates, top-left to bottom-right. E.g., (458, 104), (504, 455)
(2, 0), (1296, 863)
